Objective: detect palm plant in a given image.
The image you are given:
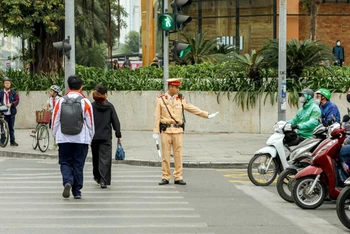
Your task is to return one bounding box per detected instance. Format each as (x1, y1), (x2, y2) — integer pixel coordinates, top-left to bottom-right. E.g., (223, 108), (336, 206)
(178, 32), (227, 64)
(260, 39), (334, 78)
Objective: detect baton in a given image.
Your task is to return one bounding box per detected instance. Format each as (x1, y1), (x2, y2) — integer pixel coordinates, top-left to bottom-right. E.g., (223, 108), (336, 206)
(155, 139), (162, 158)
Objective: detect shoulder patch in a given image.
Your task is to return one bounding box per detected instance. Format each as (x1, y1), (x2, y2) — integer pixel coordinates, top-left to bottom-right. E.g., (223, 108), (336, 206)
(157, 94), (165, 98)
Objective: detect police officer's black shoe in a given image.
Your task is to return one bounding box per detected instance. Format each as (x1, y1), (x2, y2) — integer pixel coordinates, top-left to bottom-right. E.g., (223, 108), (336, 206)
(159, 179), (169, 185)
(174, 180), (186, 185)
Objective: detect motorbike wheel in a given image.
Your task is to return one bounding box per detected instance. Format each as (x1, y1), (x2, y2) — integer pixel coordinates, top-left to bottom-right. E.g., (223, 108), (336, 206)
(336, 186), (350, 229)
(276, 168), (297, 203)
(247, 154), (279, 186)
(292, 176), (325, 209)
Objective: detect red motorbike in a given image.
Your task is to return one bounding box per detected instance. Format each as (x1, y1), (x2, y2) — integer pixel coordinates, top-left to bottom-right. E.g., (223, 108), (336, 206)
(291, 124), (347, 209)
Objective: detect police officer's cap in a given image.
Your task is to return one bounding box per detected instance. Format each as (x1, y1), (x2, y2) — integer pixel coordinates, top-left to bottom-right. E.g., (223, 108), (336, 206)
(167, 78), (182, 86)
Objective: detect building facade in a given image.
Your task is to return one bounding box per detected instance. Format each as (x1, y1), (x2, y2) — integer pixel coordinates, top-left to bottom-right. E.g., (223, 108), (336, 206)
(0, 34), (23, 71)
(142, 0), (350, 62)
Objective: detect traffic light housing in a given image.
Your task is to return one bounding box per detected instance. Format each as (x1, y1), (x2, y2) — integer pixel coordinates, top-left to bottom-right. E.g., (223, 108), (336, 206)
(53, 38), (72, 59)
(171, 41), (192, 60)
(158, 0), (192, 33)
(171, 0), (192, 31)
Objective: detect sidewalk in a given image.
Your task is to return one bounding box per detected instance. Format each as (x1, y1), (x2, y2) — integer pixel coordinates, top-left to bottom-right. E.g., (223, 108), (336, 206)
(0, 129), (270, 169)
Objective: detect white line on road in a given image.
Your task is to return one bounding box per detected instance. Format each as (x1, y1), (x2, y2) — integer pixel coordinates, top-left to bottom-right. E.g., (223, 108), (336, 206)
(0, 190), (180, 194)
(0, 223), (208, 229)
(0, 201), (189, 205)
(235, 184), (347, 234)
(0, 207), (195, 211)
(0, 214), (201, 219)
(0, 195), (184, 199)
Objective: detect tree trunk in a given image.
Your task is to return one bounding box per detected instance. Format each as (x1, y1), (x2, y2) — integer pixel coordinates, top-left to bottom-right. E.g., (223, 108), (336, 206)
(31, 23), (64, 74)
(309, 0), (320, 41)
(106, 0), (112, 68)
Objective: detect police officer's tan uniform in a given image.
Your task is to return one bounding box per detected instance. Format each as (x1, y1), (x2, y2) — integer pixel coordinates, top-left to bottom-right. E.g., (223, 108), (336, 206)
(153, 78), (209, 185)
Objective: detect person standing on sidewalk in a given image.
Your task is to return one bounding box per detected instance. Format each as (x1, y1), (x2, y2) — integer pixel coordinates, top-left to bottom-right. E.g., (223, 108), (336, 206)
(46, 85), (61, 149)
(52, 75), (94, 199)
(153, 78), (219, 185)
(0, 77), (19, 146)
(91, 84), (122, 189)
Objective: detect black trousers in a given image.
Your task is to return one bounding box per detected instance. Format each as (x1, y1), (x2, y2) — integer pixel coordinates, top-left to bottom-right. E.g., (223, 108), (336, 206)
(91, 139), (112, 185)
(4, 115), (15, 143)
(58, 143), (89, 196)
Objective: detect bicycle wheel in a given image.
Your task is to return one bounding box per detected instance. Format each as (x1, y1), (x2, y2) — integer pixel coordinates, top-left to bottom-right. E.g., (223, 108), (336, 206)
(38, 124), (49, 152)
(0, 120), (9, 147)
(31, 124), (39, 150)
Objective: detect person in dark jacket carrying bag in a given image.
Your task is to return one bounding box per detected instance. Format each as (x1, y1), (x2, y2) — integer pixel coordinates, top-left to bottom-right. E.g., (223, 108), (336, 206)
(0, 77), (19, 146)
(91, 84), (122, 189)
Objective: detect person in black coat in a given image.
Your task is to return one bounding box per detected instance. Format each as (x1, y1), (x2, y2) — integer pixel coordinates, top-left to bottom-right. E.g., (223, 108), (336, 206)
(91, 84), (122, 188)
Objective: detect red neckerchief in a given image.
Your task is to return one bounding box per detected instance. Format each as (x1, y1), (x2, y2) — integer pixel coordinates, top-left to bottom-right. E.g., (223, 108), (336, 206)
(4, 89), (10, 104)
(52, 97), (56, 109)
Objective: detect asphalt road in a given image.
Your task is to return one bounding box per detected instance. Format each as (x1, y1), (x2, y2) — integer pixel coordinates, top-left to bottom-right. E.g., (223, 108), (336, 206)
(0, 157), (348, 234)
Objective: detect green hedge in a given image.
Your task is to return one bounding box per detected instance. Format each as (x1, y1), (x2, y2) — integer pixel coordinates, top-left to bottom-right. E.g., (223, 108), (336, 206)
(3, 63), (350, 109)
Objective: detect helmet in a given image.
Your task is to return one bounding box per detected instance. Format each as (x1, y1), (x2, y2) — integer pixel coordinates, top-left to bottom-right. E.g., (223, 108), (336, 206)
(315, 88), (331, 100)
(50, 85), (61, 93)
(2, 77), (10, 83)
(298, 89), (314, 99)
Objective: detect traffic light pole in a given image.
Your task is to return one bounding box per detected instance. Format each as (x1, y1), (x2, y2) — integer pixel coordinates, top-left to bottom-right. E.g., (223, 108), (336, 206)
(163, 0), (169, 92)
(278, 0), (287, 121)
(65, 0), (75, 91)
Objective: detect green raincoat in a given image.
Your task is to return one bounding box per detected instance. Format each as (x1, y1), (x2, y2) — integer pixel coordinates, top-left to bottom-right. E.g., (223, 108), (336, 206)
(288, 100), (321, 139)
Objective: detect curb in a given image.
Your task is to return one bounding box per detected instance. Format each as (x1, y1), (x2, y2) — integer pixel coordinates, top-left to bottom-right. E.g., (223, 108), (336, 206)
(0, 151), (248, 169)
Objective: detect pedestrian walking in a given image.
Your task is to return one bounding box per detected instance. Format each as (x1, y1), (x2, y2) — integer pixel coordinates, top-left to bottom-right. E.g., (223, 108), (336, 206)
(91, 84), (122, 189)
(52, 75), (94, 199)
(0, 77), (19, 146)
(153, 78), (219, 185)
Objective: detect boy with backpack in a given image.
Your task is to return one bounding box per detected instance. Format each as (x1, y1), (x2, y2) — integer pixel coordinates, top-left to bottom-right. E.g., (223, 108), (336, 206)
(52, 75), (95, 199)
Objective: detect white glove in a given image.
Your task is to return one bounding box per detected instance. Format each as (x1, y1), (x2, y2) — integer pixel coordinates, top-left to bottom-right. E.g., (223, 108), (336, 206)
(152, 134), (159, 140)
(208, 112), (219, 119)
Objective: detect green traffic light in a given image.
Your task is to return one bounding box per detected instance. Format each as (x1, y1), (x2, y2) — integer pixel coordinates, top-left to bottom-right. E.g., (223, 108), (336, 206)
(158, 14), (174, 31)
(179, 45), (192, 58)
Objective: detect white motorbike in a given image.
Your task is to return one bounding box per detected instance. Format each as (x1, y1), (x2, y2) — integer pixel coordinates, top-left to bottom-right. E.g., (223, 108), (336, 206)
(247, 121), (298, 186)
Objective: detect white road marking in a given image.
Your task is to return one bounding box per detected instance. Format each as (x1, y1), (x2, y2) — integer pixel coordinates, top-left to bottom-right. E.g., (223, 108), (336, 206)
(235, 184), (347, 234)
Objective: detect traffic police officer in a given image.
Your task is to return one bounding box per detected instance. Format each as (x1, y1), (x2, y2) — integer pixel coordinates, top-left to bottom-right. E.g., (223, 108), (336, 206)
(153, 78), (218, 185)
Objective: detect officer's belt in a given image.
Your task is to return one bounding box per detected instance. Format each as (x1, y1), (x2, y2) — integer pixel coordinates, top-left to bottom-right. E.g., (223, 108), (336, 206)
(163, 123), (182, 128)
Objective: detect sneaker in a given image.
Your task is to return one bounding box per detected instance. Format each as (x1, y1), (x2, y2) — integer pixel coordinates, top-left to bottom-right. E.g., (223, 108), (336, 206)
(74, 195), (82, 199)
(62, 183), (71, 198)
(10, 142), (18, 146)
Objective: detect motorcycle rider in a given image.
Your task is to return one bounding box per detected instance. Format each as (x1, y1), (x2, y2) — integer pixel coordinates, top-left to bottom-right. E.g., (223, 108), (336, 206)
(288, 89), (321, 145)
(315, 88), (340, 126)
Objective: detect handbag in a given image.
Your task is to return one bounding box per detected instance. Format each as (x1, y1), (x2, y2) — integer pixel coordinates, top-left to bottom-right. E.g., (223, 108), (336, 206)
(115, 139), (125, 160)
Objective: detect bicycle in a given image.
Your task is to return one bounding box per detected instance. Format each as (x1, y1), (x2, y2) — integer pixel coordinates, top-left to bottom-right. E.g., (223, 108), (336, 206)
(31, 110), (51, 152)
(0, 106), (10, 147)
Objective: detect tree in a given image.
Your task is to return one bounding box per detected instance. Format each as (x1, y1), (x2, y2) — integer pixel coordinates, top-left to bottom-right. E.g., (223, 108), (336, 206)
(0, 0), (65, 73)
(76, 0), (128, 68)
(122, 31), (141, 53)
(300, 0), (321, 41)
(261, 38), (333, 78)
(179, 32), (227, 64)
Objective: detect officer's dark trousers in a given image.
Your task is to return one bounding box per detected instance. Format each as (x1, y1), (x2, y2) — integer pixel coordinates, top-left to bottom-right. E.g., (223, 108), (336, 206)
(58, 143), (88, 196)
(4, 115), (15, 143)
(91, 139), (112, 185)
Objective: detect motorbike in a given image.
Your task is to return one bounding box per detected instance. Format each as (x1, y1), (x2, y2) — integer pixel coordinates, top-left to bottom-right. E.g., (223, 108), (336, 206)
(248, 121), (309, 186)
(276, 124), (329, 202)
(336, 177), (350, 229)
(291, 123), (347, 209)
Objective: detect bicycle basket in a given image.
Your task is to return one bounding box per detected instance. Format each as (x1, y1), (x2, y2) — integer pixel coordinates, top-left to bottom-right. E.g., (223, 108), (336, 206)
(0, 105), (7, 113)
(36, 110), (52, 124)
